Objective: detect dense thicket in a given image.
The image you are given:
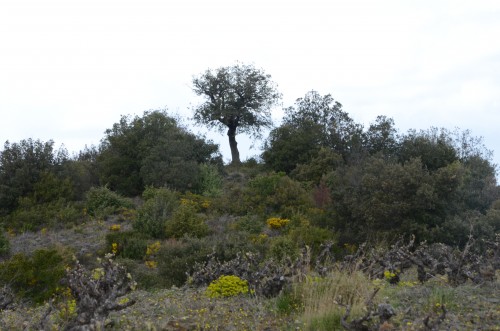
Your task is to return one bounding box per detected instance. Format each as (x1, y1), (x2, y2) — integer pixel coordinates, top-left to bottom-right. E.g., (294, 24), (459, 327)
(0, 139), (69, 216)
(0, 92), (498, 247)
(97, 110), (222, 196)
(262, 91), (499, 245)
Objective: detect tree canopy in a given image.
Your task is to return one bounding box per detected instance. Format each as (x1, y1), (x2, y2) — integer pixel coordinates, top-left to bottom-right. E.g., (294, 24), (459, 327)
(192, 63), (281, 164)
(98, 110), (222, 196)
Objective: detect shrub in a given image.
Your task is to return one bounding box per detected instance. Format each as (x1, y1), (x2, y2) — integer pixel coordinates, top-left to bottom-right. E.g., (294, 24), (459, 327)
(0, 249), (69, 303)
(105, 231), (150, 260)
(85, 186), (133, 218)
(232, 214), (265, 234)
(134, 187), (178, 238)
(157, 238), (212, 287)
(244, 173), (313, 217)
(288, 225), (337, 259)
(267, 217), (290, 229)
(2, 197), (83, 231)
(198, 163), (223, 197)
(269, 236), (299, 262)
(205, 275), (250, 298)
(165, 204), (209, 239)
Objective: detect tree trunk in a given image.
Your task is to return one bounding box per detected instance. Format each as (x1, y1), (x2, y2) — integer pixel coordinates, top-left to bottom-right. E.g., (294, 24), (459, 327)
(227, 126), (241, 165)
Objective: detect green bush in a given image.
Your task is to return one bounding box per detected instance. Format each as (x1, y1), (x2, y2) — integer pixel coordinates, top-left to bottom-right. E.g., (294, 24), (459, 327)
(85, 186), (133, 218)
(134, 187), (178, 239)
(198, 163), (223, 197)
(105, 230), (149, 260)
(157, 238), (212, 287)
(165, 204), (209, 239)
(288, 224), (336, 258)
(232, 214), (265, 234)
(268, 236), (299, 262)
(243, 173), (313, 217)
(3, 198), (82, 231)
(0, 249), (68, 303)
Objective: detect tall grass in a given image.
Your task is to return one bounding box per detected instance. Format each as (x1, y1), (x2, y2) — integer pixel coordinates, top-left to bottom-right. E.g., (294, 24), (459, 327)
(298, 270), (376, 331)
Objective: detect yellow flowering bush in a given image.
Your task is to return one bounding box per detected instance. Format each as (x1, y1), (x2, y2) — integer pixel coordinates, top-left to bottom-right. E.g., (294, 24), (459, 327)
(109, 224), (121, 231)
(206, 275), (250, 298)
(180, 192), (211, 211)
(146, 241), (161, 257)
(266, 217), (290, 229)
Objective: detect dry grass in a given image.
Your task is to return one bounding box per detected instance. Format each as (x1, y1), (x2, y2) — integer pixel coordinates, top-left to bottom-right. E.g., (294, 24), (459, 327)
(296, 271), (376, 331)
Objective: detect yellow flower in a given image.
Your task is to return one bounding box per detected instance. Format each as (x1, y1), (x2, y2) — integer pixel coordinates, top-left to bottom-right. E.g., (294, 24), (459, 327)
(145, 260), (158, 269)
(206, 275), (249, 298)
(266, 217), (290, 229)
(109, 224), (121, 231)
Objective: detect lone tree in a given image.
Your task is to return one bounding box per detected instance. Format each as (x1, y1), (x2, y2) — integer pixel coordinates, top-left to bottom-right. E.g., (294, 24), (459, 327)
(192, 63), (281, 164)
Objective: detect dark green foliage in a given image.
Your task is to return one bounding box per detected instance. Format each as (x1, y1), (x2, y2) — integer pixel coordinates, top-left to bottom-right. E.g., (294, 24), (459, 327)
(0, 139), (69, 216)
(97, 110), (221, 196)
(243, 172), (313, 217)
(165, 204), (209, 239)
(60, 145), (100, 201)
(2, 197), (82, 231)
(134, 187), (179, 239)
(105, 230), (149, 260)
(1, 169), (82, 230)
(364, 115), (398, 156)
(0, 249), (67, 303)
(262, 91), (363, 173)
(397, 128), (458, 171)
(157, 238), (212, 287)
(192, 63), (281, 164)
(0, 229), (10, 258)
(327, 156), (440, 243)
(85, 186), (134, 218)
(290, 148), (343, 184)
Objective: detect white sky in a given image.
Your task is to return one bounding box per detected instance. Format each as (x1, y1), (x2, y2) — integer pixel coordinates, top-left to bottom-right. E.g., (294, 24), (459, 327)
(1, 0), (499, 168)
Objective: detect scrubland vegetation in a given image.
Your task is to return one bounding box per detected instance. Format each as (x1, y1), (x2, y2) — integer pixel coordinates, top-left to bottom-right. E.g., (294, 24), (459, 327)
(0, 69), (499, 329)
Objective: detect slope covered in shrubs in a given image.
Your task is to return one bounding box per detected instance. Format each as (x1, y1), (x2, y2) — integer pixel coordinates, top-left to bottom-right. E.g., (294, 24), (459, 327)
(0, 107), (498, 329)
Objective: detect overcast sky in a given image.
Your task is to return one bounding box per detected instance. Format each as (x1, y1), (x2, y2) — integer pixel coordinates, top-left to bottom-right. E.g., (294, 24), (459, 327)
(1, 0), (499, 168)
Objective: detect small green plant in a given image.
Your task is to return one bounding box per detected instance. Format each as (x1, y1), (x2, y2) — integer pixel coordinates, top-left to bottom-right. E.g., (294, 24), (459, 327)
(276, 290), (303, 315)
(205, 275), (250, 298)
